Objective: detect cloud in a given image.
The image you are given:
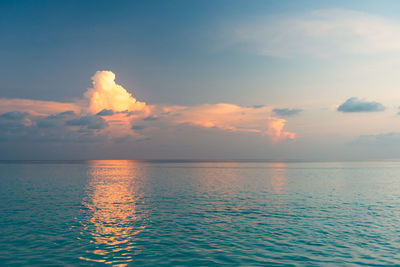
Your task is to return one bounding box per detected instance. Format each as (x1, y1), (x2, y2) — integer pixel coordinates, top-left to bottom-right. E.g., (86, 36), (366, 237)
(0, 98), (79, 117)
(234, 9), (400, 57)
(37, 119), (62, 128)
(0, 71), (296, 144)
(1, 111), (28, 120)
(160, 103), (296, 140)
(0, 111), (30, 130)
(0, 70), (153, 143)
(273, 108), (302, 117)
(136, 137), (152, 142)
(0, 71), (150, 142)
(37, 111), (76, 128)
(253, 105), (265, 109)
(84, 71), (147, 114)
(266, 117), (296, 140)
(96, 109), (114, 116)
(67, 115), (108, 129)
(81, 72), (151, 138)
(0, 111), (108, 143)
(143, 115), (159, 121)
(48, 110), (76, 119)
(131, 124), (147, 130)
(337, 97), (385, 113)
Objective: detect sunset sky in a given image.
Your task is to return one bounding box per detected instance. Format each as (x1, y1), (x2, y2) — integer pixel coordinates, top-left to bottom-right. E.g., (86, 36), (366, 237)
(2, 0), (400, 160)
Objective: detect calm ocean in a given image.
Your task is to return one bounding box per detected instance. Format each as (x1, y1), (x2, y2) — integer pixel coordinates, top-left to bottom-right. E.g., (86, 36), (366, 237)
(1, 160), (400, 266)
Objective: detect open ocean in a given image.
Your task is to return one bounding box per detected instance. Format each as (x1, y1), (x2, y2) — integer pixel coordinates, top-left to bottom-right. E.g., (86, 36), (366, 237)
(1, 160), (400, 266)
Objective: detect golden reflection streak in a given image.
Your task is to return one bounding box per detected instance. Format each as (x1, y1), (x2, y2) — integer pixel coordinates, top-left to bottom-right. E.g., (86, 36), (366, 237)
(270, 162), (288, 195)
(80, 160), (146, 266)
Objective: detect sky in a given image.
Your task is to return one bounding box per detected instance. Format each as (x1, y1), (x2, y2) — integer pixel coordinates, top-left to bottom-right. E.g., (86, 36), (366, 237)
(2, 0), (400, 160)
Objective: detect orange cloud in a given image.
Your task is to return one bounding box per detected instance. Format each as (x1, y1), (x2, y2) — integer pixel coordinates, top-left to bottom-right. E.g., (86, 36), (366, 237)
(84, 71), (147, 114)
(81, 71), (152, 138)
(266, 117), (296, 141)
(158, 103), (296, 140)
(0, 98), (79, 117)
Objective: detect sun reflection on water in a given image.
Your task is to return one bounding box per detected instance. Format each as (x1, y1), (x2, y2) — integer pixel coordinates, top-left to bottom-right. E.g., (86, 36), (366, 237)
(80, 160), (147, 266)
(270, 162), (288, 195)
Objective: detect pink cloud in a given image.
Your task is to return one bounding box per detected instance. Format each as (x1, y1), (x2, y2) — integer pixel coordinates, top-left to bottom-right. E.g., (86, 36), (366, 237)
(0, 98), (79, 117)
(154, 103), (296, 140)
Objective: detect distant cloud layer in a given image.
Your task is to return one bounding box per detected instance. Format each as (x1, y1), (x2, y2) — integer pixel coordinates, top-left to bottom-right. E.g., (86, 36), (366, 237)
(337, 97), (385, 113)
(0, 71), (297, 144)
(234, 9), (400, 57)
(273, 108), (302, 117)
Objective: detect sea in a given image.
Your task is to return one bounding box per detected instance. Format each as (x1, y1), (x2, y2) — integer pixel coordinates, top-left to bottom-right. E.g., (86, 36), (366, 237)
(1, 160), (400, 266)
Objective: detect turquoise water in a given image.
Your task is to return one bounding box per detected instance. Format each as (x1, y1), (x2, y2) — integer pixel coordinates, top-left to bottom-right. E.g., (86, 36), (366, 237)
(1, 161), (400, 266)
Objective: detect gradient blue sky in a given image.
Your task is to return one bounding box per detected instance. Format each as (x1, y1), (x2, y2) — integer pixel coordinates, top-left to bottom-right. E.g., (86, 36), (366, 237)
(2, 0), (400, 160)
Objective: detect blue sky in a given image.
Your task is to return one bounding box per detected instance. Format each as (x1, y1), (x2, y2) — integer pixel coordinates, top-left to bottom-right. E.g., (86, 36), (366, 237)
(2, 0), (399, 104)
(2, 0), (400, 160)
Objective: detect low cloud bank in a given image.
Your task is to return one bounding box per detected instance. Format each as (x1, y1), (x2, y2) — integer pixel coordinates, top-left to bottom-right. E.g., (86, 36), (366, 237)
(0, 71), (296, 143)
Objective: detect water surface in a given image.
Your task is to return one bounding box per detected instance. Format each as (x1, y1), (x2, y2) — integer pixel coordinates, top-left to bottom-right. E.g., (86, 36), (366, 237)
(1, 160), (400, 266)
